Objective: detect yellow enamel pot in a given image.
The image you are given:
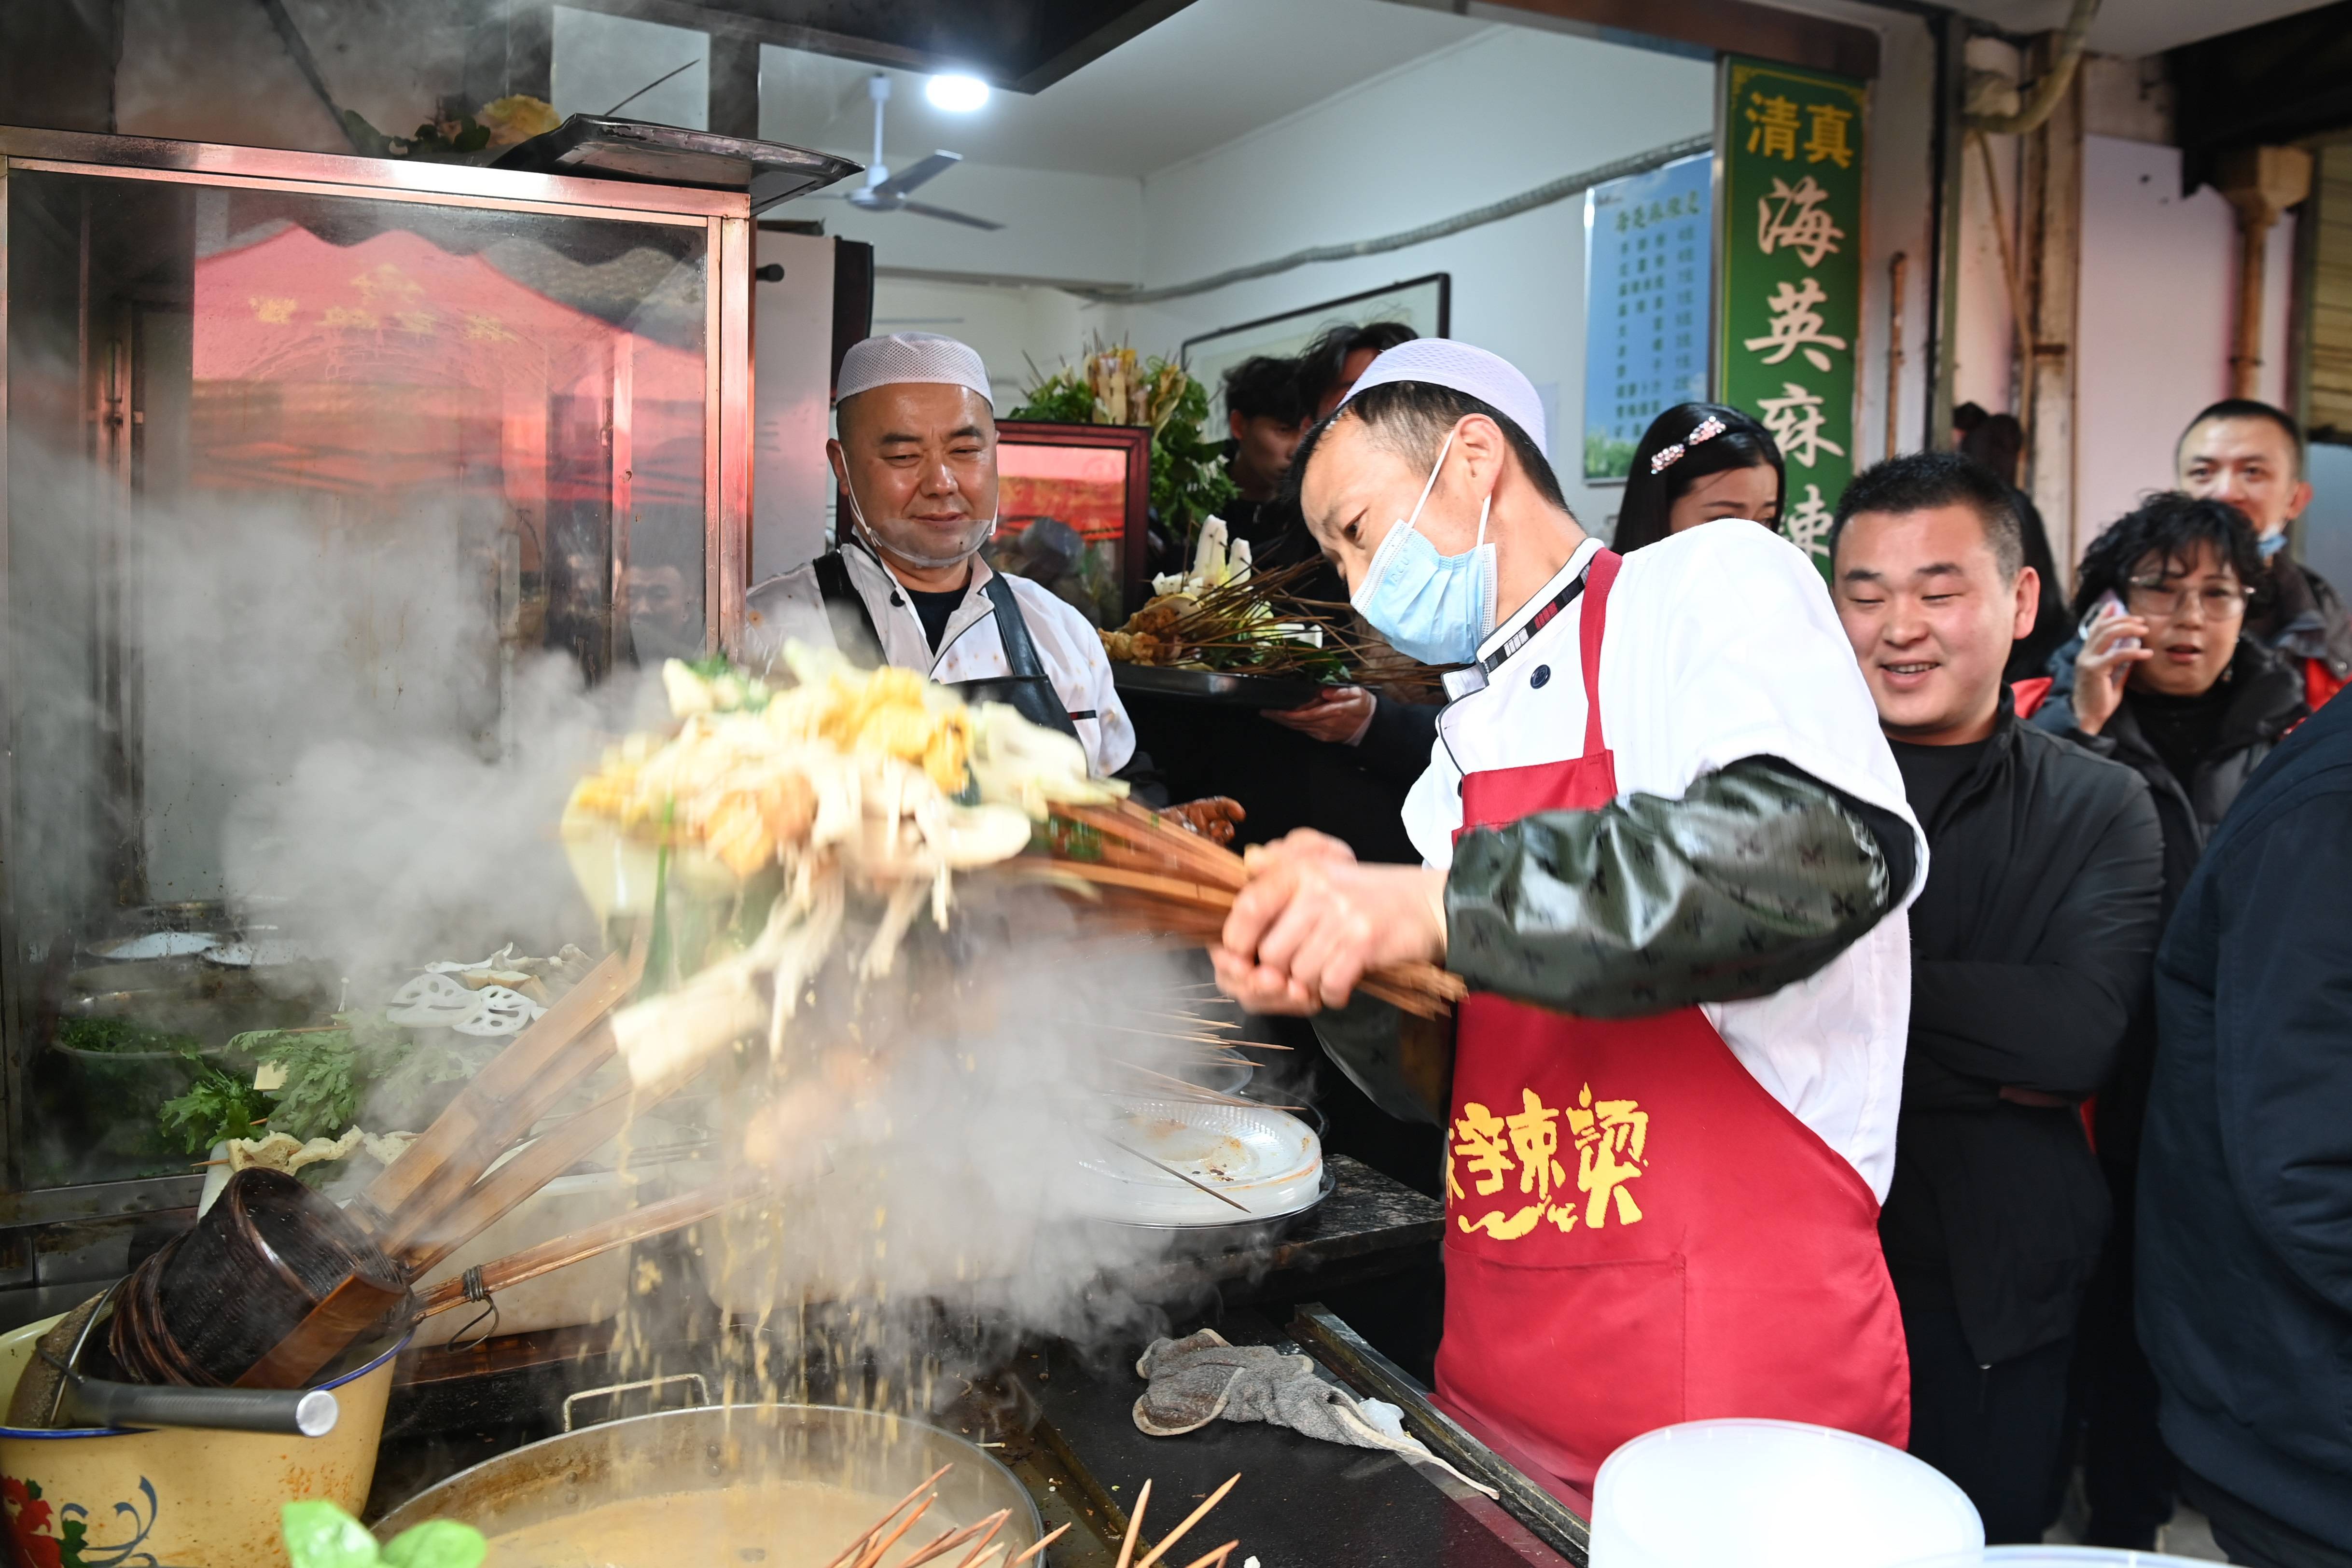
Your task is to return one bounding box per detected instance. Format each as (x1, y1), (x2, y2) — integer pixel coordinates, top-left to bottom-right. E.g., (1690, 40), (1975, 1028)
(0, 1310), (404, 1568)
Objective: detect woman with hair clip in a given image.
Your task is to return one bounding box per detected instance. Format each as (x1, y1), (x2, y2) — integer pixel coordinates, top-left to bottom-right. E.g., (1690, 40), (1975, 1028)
(1611, 402), (1785, 552)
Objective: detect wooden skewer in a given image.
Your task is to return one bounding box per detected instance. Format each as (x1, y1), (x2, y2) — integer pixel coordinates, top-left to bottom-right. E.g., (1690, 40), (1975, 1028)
(1173, 1543), (1238, 1568)
(898, 1512), (1004, 1568)
(820, 1466), (952, 1568)
(946, 1509), (1011, 1568)
(1112, 1478), (1152, 1568)
(1133, 1474), (1239, 1568)
(1005, 1524), (1071, 1566)
(851, 1493), (937, 1568)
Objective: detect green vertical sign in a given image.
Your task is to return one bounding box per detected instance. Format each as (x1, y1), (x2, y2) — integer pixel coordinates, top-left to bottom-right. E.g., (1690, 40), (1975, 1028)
(1719, 56), (1868, 577)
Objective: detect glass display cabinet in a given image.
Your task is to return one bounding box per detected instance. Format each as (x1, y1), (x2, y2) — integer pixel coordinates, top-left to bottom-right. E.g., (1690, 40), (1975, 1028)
(0, 125), (763, 1247)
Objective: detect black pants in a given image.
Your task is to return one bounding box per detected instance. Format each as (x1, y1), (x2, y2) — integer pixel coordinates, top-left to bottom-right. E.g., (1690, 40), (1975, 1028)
(1895, 1270), (2075, 1544)
(2075, 1160), (2176, 1547)
(2181, 1470), (2352, 1568)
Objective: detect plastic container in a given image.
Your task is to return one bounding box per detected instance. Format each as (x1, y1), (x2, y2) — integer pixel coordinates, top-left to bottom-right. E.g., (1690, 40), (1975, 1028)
(1589, 1418), (1985, 1568)
(1899, 1551), (2219, 1567)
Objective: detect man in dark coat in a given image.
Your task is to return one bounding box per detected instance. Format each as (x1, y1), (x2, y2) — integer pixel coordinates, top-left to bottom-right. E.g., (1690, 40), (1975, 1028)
(2177, 399), (2352, 710)
(2033, 492), (2310, 1546)
(1832, 453), (2165, 1540)
(2140, 681), (2352, 1568)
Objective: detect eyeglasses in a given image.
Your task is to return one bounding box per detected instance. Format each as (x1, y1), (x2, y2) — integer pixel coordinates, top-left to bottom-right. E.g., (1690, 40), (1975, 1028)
(2123, 577), (2252, 620)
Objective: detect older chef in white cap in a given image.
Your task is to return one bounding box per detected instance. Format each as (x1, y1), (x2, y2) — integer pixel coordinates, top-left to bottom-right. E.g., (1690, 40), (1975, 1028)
(745, 333), (1130, 758)
(1210, 338), (1929, 1491)
(750, 334), (1238, 834)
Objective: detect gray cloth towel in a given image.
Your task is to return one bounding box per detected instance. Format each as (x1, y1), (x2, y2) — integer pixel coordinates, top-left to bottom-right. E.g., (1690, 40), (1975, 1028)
(1132, 1330), (1497, 1496)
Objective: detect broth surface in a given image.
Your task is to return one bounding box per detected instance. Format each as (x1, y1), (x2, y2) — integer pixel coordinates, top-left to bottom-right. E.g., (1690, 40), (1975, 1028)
(486, 1479), (974, 1568)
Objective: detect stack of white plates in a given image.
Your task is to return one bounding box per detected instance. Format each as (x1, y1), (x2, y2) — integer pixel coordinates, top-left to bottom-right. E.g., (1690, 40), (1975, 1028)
(1070, 1096), (1323, 1226)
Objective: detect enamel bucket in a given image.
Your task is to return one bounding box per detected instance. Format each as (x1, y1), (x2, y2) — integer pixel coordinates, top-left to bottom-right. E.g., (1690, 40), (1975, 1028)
(0, 1309), (404, 1568)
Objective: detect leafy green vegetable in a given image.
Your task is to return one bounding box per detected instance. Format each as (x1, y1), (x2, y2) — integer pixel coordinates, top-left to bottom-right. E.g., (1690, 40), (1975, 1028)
(381, 1519), (490, 1568)
(230, 1013), (438, 1142)
(156, 1057), (275, 1153)
(282, 1500), (486, 1568)
(56, 1017), (204, 1055)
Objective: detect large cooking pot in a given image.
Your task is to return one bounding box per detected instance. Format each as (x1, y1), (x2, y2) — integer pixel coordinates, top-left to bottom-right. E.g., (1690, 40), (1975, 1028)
(374, 1389), (1044, 1564)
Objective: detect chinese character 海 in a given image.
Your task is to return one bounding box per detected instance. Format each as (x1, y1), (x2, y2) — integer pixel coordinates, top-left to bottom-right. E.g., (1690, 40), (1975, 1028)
(1566, 1084), (1648, 1228)
(1756, 175), (1846, 268)
(1746, 92), (1800, 160)
(1782, 483), (1835, 562)
(1743, 278), (1848, 373)
(1757, 382), (1847, 470)
(1805, 102), (1856, 169)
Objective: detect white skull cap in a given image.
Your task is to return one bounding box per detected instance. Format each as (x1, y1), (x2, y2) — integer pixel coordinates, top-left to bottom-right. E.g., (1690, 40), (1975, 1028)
(1339, 338), (1549, 459)
(835, 331), (993, 408)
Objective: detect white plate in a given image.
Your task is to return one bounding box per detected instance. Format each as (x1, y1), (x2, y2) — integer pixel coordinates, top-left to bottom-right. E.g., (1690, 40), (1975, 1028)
(1068, 1097), (1322, 1225)
(90, 931), (220, 961)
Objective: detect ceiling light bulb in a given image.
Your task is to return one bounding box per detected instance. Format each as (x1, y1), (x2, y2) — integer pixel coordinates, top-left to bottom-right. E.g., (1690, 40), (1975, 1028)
(925, 73), (990, 113)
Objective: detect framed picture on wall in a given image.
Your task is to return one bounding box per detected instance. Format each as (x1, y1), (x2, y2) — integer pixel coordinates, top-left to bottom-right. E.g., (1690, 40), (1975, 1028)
(989, 419), (1153, 626)
(1181, 274), (1451, 421)
(1582, 153), (1713, 483)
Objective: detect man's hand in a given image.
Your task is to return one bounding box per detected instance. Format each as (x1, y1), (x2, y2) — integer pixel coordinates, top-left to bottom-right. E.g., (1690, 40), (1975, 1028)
(1163, 795), (1245, 845)
(1264, 686), (1376, 745)
(2072, 611), (2152, 736)
(1211, 830), (1447, 1013)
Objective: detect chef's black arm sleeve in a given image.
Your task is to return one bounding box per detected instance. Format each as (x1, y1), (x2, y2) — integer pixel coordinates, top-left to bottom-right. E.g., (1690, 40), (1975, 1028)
(1444, 755), (1907, 1019)
(1311, 994), (1454, 1127)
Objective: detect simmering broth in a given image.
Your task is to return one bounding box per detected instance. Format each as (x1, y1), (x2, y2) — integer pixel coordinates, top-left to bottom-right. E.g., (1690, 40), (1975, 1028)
(487, 1478), (968, 1568)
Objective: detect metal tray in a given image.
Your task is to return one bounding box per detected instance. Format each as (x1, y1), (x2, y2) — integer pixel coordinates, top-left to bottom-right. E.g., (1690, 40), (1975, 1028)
(492, 116), (861, 211)
(1112, 664), (1327, 709)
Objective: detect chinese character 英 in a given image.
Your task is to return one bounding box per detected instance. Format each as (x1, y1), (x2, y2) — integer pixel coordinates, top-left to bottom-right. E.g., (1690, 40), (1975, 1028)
(1782, 482), (1835, 562)
(1743, 277), (1847, 373)
(1757, 382), (1847, 470)
(1805, 102), (1856, 169)
(1746, 92), (1800, 160)
(1756, 175), (1846, 268)
(1566, 1083), (1648, 1228)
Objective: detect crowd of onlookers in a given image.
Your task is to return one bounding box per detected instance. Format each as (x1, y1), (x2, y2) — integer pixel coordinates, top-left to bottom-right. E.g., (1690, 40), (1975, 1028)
(1200, 328), (2352, 1567)
(1629, 394), (2348, 1566)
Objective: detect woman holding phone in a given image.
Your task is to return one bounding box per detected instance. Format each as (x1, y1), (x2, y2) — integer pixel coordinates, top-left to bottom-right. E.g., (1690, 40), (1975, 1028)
(2030, 490), (2307, 1550)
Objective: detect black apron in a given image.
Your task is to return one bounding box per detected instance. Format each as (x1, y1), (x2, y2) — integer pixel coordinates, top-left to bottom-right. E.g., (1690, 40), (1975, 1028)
(812, 550), (1082, 740)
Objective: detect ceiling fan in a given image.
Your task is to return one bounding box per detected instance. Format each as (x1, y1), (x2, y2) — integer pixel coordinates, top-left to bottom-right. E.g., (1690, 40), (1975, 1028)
(844, 74), (1004, 231)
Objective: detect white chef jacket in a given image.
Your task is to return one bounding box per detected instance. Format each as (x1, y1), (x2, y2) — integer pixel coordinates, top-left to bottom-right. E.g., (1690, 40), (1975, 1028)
(744, 539), (1138, 777)
(1405, 522), (1927, 1202)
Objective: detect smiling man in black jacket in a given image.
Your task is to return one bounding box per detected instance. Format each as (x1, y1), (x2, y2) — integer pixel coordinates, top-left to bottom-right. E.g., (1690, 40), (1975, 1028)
(1832, 454), (2165, 1540)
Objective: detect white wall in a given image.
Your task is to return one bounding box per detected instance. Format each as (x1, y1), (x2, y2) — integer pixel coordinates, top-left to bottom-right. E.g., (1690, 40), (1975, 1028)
(1099, 24), (1716, 529)
(2075, 134), (2294, 555)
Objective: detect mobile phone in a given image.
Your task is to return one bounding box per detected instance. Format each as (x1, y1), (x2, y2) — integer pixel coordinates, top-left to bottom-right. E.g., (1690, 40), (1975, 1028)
(2081, 589), (2141, 650)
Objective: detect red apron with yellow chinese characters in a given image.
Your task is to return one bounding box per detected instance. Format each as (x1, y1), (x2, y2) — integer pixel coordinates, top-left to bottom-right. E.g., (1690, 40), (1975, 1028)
(1432, 549), (1909, 1489)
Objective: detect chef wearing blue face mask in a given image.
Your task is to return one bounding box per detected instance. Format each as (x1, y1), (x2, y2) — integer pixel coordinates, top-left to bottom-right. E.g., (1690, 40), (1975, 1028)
(1211, 339), (1932, 1493)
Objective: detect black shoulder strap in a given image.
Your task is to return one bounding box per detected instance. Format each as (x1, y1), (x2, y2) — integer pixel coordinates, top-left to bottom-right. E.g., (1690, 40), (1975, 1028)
(812, 549), (885, 667)
(979, 571), (1048, 681)
(974, 573), (1082, 739)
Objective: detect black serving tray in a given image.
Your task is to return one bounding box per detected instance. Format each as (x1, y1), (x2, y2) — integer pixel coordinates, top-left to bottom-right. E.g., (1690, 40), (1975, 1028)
(493, 116), (861, 211)
(1111, 664), (1328, 709)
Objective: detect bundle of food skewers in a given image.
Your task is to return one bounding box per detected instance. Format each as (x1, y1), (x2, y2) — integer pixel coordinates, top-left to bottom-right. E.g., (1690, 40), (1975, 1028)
(1099, 520), (1356, 680)
(561, 647), (1460, 1093)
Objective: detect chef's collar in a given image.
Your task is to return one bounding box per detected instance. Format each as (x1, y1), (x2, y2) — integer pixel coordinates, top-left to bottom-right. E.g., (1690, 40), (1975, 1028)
(1444, 537), (1604, 700)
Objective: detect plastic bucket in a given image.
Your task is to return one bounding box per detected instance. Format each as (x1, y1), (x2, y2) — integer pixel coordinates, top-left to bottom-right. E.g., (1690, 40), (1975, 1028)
(1590, 1418), (1985, 1568)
